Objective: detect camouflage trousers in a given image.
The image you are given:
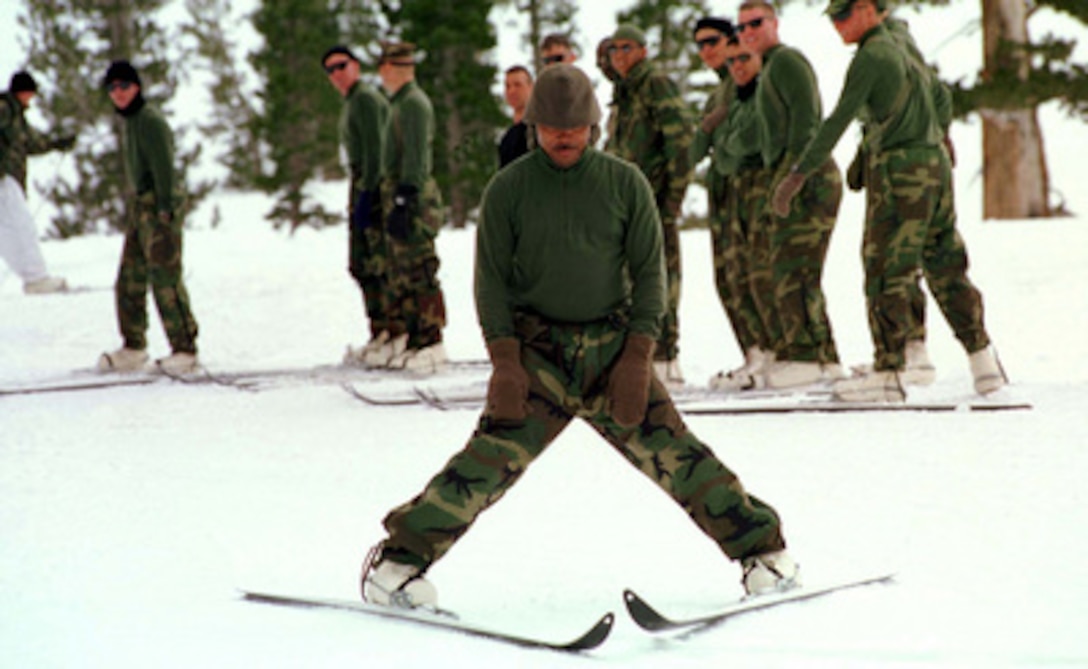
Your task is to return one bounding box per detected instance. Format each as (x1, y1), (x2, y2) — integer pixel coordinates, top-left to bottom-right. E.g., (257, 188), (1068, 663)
(379, 310), (786, 571)
(708, 166), (777, 355)
(114, 195), (198, 353)
(864, 147), (990, 370)
(348, 191), (391, 338)
(656, 214), (682, 361)
(380, 179), (447, 349)
(769, 157), (842, 363)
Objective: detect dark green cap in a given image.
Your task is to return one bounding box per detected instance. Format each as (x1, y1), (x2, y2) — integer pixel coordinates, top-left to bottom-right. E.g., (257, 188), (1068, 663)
(826, 0), (888, 17)
(523, 64), (601, 129)
(611, 24), (647, 46)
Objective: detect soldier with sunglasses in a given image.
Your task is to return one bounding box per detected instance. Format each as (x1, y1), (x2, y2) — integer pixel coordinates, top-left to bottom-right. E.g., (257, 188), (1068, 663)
(735, 0), (845, 391)
(604, 24), (694, 389)
(692, 20), (779, 392)
(322, 46), (394, 367)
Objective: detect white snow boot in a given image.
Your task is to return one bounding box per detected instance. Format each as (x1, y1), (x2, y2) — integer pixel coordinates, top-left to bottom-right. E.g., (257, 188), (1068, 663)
(742, 550), (800, 596)
(903, 340), (937, 386)
(969, 345), (1007, 395)
(708, 347), (770, 391)
(360, 545), (438, 610)
(832, 368), (906, 402)
(763, 360), (842, 389)
(23, 276), (68, 295)
(362, 332), (408, 369)
(389, 342), (449, 374)
(653, 359), (685, 389)
(155, 352), (200, 375)
(343, 332), (392, 366)
(97, 347), (149, 373)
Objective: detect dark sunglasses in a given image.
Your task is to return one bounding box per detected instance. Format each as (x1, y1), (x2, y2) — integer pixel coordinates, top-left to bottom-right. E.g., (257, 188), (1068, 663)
(726, 53), (753, 67)
(542, 54), (565, 65)
(324, 60), (350, 75)
(737, 17), (766, 33)
(106, 81), (133, 93)
(830, 6), (853, 22)
(696, 35), (723, 50)
(607, 44), (637, 55)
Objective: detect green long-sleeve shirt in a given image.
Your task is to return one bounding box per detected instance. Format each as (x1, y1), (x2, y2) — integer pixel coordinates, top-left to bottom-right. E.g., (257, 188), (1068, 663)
(690, 67), (735, 167)
(383, 81), (433, 188)
(795, 23), (945, 175)
(475, 148), (665, 342)
(755, 44), (823, 168)
(121, 103), (176, 215)
(340, 80), (389, 192)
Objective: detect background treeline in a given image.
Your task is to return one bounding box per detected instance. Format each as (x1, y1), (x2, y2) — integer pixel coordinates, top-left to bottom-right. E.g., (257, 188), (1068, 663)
(9, 0), (1088, 238)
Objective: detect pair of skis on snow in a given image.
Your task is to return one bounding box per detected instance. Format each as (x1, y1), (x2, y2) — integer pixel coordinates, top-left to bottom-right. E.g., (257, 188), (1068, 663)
(242, 572), (894, 653)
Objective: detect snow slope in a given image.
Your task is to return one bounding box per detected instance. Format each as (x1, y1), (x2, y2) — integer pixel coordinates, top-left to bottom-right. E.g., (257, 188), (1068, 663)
(3, 3), (1088, 668)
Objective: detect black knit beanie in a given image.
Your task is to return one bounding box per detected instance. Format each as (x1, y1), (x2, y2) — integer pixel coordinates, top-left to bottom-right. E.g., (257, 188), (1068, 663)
(10, 71), (38, 93)
(102, 60), (142, 89)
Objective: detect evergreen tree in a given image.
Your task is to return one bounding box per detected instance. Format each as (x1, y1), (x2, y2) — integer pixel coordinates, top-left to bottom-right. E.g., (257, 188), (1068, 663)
(515, 0), (579, 71)
(16, 0), (209, 237)
(386, 0), (508, 227)
(250, 0), (344, 232)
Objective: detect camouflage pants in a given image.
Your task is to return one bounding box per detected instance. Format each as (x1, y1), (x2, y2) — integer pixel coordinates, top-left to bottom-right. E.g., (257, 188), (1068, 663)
(657, 212), (682, 361)
(348, 191), (391, 338)
(379, 311), (786, 571)
(769, 158), (842, 363)
(114, 195), (198, 353)
(708, 166), (777, 354)
(381, 179), (447, 349)
(864, 147), (990, 370)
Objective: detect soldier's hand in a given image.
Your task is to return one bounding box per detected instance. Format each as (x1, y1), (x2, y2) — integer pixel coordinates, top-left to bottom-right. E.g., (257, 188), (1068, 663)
(485, 338), (530, 422)
(351, 190), (373, 230)
(387, 184), (419, 241)
(54, 135), (76, 151)
(846, 146), (866, 192)
(942, 133), (956, 168)
(772, 170), (806, 218)
(606, 333), (655, 428)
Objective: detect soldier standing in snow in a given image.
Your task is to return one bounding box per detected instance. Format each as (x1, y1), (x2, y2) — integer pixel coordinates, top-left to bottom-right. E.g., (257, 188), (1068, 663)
(772, 0), (1006, 401)
(371, 41), (448, 374)
(361, 64), (797, 610)
(497, 65), (533, 169)
(737, 0), (845, 390)
(691, 22), (779, 392)
(96, 60), (199, 375)
(0, 70), (75, 295)
(322, 46), (394, 366)
(605, 24), (694, 389)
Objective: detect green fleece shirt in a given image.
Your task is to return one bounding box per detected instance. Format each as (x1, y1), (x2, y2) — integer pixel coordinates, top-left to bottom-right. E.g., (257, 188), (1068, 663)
(383, 81), (433, 188)
(340, 80), (389, 192)
(475, 148), (665, 342)
(795, 23), (946, 175)
(121, 102), (176, 214)
(755, 44), (823, 168)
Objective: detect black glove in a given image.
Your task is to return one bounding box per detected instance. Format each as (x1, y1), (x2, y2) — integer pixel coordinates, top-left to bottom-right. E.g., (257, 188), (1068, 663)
(53, 135), (76, 151)
(387, 184), (419, 241)
(351, 190), (373, 231)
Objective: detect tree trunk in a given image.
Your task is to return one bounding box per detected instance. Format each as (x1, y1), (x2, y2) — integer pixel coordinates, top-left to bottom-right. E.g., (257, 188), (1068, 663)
(439, 48), (468, 228)
(980, 0), (1051, 219)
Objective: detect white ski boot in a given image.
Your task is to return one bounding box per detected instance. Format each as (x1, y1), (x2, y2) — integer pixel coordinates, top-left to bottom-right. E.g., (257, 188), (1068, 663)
(969, 345), (1007, 395)
(363, 332), (408, 369)
(850, 340), (936, 387)
(155, 352), (200, 375)
(361, 545), (438, 610)
(97, 347), (149, 373)
(390, 342), (449, 374)
(23, 276), (68, 294)
(708, 347), (770, 391)
(742, 549), (801, 596)
(343, 332), (392, 366)
(832, 368), (906, 402)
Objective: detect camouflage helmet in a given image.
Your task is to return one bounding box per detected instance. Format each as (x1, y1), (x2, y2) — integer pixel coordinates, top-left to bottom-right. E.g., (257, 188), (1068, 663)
(523, 64), (601, 129)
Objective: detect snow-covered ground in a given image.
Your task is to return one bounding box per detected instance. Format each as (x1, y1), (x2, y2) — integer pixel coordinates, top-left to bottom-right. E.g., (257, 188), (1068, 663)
(4, 3), (1088, 668)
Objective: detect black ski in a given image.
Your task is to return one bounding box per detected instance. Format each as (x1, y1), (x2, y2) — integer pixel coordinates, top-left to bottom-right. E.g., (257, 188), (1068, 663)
(624, 573), (895, 633)
(241, 590), (613, 652)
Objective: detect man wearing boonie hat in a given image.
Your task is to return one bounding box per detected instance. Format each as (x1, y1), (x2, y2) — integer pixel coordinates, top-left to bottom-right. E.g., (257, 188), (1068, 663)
(373, 41), (448, 373)
(604, 23), (694, 390)
(360, 64), (798, 610)
(773, 0), (1006, 401)
(96, 60), (200, 376)
(0, 70), (75, 294)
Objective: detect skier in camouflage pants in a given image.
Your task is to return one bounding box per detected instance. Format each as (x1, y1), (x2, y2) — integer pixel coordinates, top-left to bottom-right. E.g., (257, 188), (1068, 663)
(774, 0), (1005, 401)
(360, 65), (797, 610)
(605, 24), (693, 386)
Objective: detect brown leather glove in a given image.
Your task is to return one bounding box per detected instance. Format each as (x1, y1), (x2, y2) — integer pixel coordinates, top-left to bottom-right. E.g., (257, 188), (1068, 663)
(606, 333), (655, 428)
(485, 337), (530, 422)
(771, 170), (807, 218)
